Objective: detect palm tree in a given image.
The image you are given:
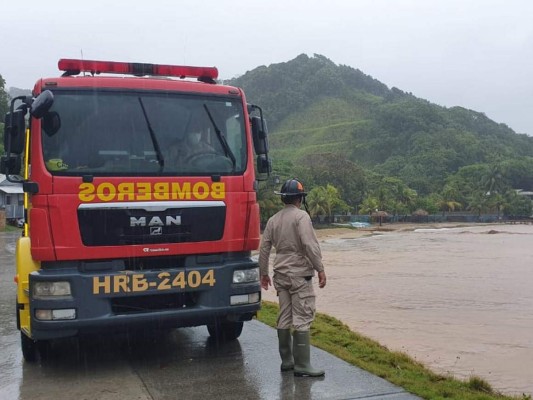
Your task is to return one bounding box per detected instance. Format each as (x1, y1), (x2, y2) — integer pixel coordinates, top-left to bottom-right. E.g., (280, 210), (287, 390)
(487, 193), (507, 219)
(438, 184), (462, 217)
(482, 163), (508, 195)
(307, 184), (348, 223)
(306, 188), (327, 221)
(359, 197), (379, 215)
(467, 192), (488, 219)
(257, 185), (281, 223)
(397, 186), (418, 214)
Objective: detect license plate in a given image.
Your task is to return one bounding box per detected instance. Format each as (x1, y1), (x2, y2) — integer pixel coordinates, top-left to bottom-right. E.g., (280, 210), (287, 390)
(92, 269), (216, 295)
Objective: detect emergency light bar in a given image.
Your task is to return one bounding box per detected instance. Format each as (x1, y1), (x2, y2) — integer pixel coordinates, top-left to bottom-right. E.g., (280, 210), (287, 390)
(57, 59), (218, 81)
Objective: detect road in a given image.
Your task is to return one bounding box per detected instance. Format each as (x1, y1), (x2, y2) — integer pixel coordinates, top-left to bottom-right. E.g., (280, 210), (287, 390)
(0, 230), (419, 400)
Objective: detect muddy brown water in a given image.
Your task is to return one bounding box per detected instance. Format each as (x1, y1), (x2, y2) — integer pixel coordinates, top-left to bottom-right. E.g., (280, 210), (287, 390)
(262, 224), (533, 396)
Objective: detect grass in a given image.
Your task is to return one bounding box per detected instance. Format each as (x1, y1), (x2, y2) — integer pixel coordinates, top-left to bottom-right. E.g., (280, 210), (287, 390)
(2, 224), (20, 232)
(257, 301), (531, 400)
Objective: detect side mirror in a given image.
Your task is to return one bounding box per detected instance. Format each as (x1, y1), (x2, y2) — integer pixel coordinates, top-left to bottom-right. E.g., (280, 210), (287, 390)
(4, 109), (26, 154)
(256, 154), (272, 177)
(42, 111), (61, 137)
(30, 90), (54, 119)
(251, 116), (269, 155)
(0, 154), (22, 175)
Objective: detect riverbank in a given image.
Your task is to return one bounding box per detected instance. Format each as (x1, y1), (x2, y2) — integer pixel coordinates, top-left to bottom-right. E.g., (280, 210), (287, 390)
(260, 222), (533, 397)
(313, 221), (491, 240)
(257, 301), (524, 400)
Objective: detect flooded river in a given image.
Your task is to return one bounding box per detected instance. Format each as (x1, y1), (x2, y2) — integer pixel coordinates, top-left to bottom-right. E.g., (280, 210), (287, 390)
(263, 224), (533, 396)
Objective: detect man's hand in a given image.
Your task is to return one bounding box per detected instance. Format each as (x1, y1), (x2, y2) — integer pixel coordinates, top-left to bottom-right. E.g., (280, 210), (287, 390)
(261, 275), (272, 290)
(318, 271), (327, 288)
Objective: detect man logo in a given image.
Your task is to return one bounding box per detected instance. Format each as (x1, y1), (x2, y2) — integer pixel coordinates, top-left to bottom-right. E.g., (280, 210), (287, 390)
(150, 226), (163, 235)
(130, 215), (182, 227)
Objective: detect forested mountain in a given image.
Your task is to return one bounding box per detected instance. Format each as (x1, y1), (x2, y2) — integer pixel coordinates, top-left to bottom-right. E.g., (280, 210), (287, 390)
(228, 54), (533, 196)
(226, 54), (533, 219)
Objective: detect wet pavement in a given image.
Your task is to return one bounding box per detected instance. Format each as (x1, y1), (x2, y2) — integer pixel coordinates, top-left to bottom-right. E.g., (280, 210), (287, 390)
(0, 231), (420, 399)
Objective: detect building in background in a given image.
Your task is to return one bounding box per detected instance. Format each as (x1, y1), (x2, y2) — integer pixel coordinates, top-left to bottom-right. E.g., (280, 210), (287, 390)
(0, 174), (24, 224)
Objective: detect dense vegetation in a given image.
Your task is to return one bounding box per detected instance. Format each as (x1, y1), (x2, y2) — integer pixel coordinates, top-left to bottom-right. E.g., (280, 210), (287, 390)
(228, 54), (533, 222)
(0, 74), (8, 154)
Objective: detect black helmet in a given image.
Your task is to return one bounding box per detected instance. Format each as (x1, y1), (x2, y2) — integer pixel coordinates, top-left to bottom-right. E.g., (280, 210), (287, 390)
(275, 178), (307, 198)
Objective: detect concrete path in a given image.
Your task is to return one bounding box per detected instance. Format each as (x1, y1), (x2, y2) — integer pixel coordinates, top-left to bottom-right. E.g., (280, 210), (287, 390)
(200, 319), (423, 400)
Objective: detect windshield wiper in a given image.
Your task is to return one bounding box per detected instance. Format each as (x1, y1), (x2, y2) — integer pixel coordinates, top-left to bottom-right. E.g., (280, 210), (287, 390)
(203, 104), (236, 171)
(138, 97), (164, 173)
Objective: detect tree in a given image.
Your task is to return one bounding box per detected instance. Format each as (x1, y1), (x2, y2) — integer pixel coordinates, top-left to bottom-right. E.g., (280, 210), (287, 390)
(394, 182), (417, 214)
(437, 184), (462, 216)
(358, 196), (379, 215)
(306, 190), (326, 219)
(256, 160), (296, 225)
(257, 186), (281, 224)
(486, 193), (506, 219)
(482, 162), (508, 195)
(296, 153), (366, 209)
(501, 157), (533, 190)
(447, 164), (489, 206)
(503, 191), (532, 217)
(306, 184), (348, 222)
(414, 194), (440, 215)
(467, 191), (488, 218)
(0, 73), (9, 152)
(0, 74), (8, 117)
(364, 175), (417, 215)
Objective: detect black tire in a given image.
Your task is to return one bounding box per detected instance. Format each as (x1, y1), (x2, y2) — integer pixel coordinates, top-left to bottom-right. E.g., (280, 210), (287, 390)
(21, 332), (38, 362)
(207, 321), (244, 341)
(16, 300), (20, 330)
(21, 333), (51, 362)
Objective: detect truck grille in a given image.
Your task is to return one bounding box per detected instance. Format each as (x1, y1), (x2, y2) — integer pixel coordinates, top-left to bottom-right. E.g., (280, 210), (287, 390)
(78, 202), (225, 246)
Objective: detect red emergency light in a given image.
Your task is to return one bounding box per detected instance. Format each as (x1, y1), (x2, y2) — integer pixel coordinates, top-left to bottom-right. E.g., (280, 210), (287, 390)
(57, 59), (218, 81)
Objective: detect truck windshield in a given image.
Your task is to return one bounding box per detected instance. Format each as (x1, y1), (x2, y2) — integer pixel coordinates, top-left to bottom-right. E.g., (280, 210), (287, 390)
(41, 89), (247, 176)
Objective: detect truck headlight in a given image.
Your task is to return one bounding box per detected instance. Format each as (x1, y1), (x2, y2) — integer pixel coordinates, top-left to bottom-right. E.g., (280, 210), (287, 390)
(33, 281), (71, 299)
(233, 267), (259, 284)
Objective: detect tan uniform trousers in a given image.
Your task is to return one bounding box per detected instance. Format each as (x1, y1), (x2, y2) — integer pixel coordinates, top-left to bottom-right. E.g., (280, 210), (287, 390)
(273, 273), (316, 331)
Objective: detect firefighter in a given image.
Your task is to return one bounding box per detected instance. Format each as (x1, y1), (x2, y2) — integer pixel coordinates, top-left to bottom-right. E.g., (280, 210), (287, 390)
(165, 123), (215, 169)
(259, 178), (327, 377)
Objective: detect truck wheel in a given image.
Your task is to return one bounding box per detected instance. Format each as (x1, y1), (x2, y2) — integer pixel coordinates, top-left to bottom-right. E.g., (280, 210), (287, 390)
(16, 300), (20, 330)
(207, 321), (244, 341)
(21, 332), (39, 362)
(21, 333), (51, 362)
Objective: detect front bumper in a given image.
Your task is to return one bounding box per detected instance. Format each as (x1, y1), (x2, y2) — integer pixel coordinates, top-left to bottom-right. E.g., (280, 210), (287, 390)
(27, 256), (261, 340)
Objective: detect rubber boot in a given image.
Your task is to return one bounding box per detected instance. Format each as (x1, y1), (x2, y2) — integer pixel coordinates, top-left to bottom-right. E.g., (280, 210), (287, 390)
(277, 329), (294, 371)
(293, 330), (325, 377)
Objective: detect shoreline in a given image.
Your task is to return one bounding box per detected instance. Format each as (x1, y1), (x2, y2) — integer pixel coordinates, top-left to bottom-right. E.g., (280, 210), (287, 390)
(312, 221), (492, 241)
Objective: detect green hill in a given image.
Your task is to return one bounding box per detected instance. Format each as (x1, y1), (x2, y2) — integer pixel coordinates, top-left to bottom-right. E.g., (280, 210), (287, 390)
(228, 54), (533, 200)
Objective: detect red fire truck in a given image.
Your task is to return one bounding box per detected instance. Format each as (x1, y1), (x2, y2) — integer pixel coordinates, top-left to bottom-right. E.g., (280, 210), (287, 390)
(1, 59), (271, 361)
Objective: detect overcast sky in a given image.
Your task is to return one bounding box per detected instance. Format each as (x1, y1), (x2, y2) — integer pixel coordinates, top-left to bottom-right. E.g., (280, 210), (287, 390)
(2, 0), (532, 135)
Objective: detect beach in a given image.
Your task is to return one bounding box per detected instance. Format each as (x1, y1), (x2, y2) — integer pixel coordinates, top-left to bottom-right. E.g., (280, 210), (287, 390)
(260, 222), (533, 396)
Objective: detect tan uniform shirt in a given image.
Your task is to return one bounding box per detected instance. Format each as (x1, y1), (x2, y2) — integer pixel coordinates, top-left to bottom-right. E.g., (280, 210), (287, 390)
(259, 204), (324, 277)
